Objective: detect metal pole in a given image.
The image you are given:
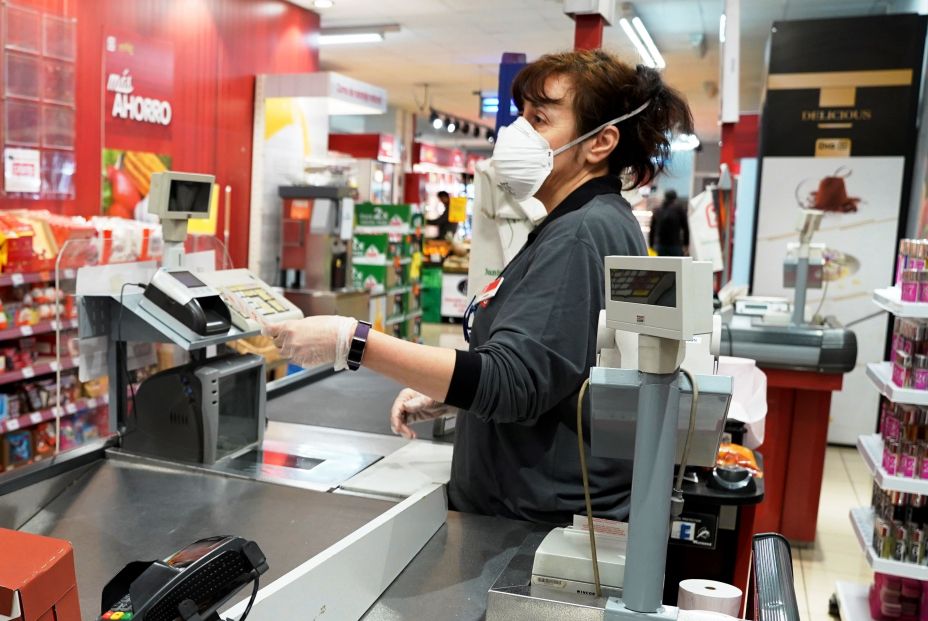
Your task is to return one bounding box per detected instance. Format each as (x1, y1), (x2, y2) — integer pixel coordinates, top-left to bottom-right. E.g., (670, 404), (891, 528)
(621, 371), (681, 613)
(792, 255), (809, 325)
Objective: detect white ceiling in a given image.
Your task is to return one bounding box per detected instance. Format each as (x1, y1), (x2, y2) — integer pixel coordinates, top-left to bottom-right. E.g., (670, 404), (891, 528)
(291, 0), (922, 143)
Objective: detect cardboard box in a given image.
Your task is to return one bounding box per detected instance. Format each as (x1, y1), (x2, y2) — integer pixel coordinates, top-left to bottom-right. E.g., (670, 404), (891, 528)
(352, 262), (408, 293)
(353, 233), (406, 262)
(354, 203), (414, 229)
(0, 529), (80, 621)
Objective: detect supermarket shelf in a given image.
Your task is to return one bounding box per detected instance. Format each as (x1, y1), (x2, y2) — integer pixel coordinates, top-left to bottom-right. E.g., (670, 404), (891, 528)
(0, 357), (78, 388)
(857, 433), (928, 494)
(835, 581), (871, 621)
(851, 506), (928, 579)
(0, 269), (76, 288)
(866, 361), (928, 406)
(0, 396), (107, 434)
(0, 318), (79, 342)
(873, 287), (928, 318)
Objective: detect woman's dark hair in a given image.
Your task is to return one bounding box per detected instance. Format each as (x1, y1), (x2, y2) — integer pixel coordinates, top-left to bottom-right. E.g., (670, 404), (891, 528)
(511, 49), (694, 189)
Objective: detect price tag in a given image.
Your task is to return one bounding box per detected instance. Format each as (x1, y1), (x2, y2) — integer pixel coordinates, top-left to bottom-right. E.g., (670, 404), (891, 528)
(49, 361), (59, 371)
(21, 367), (35, 378)
(6, 419), (19, 431)
(65, 403), (77, 414)
(11, 274), (24, 286)
(30, 412), (43, 425)
(87, 399), (97, 408)
(20, 326), (33, 336)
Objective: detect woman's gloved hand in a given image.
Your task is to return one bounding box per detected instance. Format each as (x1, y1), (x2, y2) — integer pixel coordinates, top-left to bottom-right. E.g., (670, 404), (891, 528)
(390, 388), (457, 440)
(263, 316), (358, 371)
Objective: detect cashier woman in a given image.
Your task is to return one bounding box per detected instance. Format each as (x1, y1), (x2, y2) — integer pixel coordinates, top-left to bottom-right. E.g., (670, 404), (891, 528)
(266, 49), (694, 526)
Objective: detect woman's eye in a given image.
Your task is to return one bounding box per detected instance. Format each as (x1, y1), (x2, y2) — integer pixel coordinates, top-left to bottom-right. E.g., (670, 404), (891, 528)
(534, 115), (545, 124)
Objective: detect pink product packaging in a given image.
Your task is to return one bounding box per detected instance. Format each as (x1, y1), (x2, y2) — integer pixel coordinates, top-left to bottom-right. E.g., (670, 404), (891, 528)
(894, 353), (913, 388)
(916, 355), (928, 390)
(903, 269), (921, 302)
(902, 454), (918, 478)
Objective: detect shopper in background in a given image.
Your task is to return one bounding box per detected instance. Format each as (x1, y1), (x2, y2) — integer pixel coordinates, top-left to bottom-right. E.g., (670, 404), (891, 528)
(649, 189), (689, 256)
(427, 190), (456, 240)
(266, 49), (694, 525)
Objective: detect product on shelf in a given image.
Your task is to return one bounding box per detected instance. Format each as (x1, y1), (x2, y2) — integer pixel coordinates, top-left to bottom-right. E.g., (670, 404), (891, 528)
(872, 484), (928, 565)
(58, 417), (80, 451)
(897, 239), (928, 288)
(2, 429), (33, 470)
(869, 573), (927, 620)
(891, 318), (928, 389)
(32, 422), (57, 459)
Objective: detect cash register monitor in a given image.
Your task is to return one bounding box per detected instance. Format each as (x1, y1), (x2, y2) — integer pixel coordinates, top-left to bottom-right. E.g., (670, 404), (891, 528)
(148, 171), (215, 243)
(604, 256), (713, 341)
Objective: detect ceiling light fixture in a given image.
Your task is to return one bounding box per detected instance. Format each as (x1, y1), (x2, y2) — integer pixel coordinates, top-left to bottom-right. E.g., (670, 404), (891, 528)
(318, 23), (399, 46)
(472, 125), (480, 138)
(312, 0), (335, 8)
(619, 18), (656, 68)
(671, 133), (701, 152)
(631, 17), (666, 69)
(319, 32), (383, 45)
(447, 119), (457, 133)
(430, 110), (443, 130)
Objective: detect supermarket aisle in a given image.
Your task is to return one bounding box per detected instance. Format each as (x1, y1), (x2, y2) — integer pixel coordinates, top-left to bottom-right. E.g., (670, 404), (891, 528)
(800, 446), (874, 619)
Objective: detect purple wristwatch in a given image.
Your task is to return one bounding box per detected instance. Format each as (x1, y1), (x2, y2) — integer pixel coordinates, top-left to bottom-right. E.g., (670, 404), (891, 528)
(347, 321), (373, 371)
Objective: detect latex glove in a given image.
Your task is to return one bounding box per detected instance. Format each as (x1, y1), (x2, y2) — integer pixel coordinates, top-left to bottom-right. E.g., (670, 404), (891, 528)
(390, 388), (457, 439)
(264, 315), (357, 371)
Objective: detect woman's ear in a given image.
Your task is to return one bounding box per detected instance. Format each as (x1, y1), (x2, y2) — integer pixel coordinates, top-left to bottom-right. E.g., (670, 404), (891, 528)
(586, 126), (620, 166)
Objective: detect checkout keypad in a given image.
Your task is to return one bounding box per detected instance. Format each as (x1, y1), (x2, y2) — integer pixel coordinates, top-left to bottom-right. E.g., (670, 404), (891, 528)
(101, 595), (133, 620)
(226, 285), (288, 317)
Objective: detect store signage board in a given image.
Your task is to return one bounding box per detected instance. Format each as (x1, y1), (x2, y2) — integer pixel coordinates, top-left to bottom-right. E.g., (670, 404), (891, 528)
(103, 31), (174, 150)
(750, 14), (928, 445)
(261, 72), (386, 116)
(3, 148), (41, 193)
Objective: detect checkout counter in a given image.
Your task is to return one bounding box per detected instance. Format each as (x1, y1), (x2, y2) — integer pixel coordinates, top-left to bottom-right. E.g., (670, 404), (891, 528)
(0, 178), (796, 621)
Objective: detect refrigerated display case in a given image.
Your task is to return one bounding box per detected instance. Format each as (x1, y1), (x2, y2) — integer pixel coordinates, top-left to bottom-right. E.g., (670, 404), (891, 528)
(404, 142), (467, 235)
(328, 133), (401, 204)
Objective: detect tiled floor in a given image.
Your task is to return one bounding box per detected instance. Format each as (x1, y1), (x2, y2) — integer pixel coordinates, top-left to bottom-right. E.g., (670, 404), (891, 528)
(421, 321), (872, 620)
(796, 446), (874, 620)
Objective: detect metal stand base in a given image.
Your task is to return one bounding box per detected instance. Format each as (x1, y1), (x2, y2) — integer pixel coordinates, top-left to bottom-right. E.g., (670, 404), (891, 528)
(604, 598), (679, 620)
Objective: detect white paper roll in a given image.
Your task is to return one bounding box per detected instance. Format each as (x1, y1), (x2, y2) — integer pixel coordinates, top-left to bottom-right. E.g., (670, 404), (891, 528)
(678, 610), (741, 621)
(678, 579), (743, 617)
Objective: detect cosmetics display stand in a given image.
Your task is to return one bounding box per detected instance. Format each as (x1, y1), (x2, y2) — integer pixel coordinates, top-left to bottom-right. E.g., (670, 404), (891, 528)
(837, 288), (928, 619)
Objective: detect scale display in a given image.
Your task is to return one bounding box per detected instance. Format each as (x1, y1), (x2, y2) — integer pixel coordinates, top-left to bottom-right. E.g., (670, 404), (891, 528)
(610, 269), (677, 308)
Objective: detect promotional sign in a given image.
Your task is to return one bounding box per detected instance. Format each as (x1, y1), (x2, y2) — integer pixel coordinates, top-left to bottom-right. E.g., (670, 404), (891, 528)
(3, 148), (41, 194)
(448, 197), (467, 224)
(103, 32), (174, 151)
(751, 15), (927, 444)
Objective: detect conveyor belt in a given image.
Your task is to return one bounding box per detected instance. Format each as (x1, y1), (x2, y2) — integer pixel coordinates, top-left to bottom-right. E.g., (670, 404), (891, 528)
(17, 458), (394, 620)
(268, 368), (446, 440)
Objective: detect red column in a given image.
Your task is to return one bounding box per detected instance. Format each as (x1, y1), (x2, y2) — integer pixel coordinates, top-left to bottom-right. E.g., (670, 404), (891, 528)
(574, 14), (605, 50)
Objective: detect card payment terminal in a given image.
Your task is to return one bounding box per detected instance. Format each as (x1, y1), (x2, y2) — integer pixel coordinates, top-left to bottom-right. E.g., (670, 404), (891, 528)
(99, 536), (267, 621)
(139, 269), (233, 336)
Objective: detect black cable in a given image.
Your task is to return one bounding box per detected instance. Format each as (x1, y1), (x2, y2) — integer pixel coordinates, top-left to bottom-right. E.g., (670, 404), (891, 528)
(118, 282), (146, 431)
(233, 575), (260, 621)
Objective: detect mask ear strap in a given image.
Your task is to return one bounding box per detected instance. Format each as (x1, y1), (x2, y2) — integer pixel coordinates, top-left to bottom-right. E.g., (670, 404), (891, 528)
(553, 100), (651, 156)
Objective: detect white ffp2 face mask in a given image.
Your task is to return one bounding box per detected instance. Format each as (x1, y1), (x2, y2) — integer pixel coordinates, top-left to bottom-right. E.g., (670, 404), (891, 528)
(490, 101), (650, 201)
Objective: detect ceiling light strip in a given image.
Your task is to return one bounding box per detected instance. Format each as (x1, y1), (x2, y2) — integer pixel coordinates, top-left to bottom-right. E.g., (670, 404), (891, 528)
(631, 17), (666, 69)
(619, 18), (656, 68)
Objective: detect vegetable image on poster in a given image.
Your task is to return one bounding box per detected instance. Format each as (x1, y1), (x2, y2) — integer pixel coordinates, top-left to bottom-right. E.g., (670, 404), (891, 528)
(101, 149), (171, 219)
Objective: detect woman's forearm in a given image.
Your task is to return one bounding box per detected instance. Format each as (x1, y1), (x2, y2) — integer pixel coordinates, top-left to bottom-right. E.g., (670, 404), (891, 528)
(362, 330), (457, 402)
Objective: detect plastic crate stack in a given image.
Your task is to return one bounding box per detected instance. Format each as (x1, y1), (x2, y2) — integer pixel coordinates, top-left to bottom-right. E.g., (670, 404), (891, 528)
(353, 203), (425, 343)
